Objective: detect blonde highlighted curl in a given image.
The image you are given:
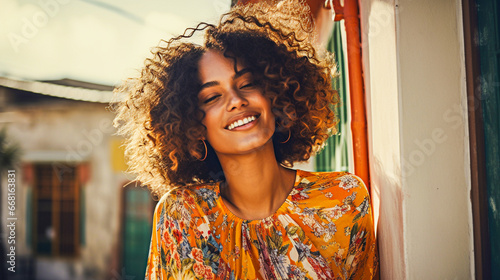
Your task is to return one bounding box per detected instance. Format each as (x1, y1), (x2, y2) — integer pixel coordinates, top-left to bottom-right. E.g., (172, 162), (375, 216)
(111, 0), (339, 198)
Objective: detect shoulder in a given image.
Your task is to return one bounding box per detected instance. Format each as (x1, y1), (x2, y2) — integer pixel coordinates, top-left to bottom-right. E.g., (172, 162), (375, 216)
(154, 182), (220, 221)
(291, 170), (370, 215)
(157, 182), (219, 204)
(295, 169), (368, 195)
(151, 183), (221, 243)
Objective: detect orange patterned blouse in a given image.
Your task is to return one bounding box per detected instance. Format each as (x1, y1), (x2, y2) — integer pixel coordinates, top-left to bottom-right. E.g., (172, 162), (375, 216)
(145, 170), (378, 280)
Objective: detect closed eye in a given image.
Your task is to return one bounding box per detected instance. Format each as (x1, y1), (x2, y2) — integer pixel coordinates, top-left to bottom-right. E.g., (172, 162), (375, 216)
(203, 94), (221, 104)
(240, 82), (254, 89)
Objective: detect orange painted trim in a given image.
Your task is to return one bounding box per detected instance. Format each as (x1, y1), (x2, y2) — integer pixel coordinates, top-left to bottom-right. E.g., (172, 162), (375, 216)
(343, 0), (370, 187)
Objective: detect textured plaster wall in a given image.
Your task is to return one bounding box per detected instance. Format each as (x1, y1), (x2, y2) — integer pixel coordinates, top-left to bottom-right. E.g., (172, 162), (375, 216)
(397, 0), (473, 278)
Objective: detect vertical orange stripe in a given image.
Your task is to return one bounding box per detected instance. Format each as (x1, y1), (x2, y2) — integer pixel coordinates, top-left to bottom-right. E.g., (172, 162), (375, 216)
(343, 0), (370, 188)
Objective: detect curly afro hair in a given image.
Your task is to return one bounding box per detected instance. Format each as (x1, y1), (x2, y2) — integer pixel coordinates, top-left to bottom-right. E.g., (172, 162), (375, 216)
(111, 0), (339, 198)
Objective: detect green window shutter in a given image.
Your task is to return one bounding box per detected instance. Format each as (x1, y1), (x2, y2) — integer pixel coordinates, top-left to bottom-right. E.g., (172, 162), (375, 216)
(315, 21), (350, 172)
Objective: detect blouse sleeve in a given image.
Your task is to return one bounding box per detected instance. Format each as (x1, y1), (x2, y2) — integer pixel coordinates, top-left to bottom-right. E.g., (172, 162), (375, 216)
(144, 189), (218, 280)
(344, 175), (379, 279)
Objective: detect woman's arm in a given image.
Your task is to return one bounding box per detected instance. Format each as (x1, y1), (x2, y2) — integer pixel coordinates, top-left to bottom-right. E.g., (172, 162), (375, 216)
(144, 189), (218, 280)
(344, 175), (378, 279)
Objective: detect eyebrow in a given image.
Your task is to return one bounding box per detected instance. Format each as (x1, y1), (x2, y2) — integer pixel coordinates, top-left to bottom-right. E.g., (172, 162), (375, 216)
(199, 68), (253, 91)
(234, 68), (252, 79)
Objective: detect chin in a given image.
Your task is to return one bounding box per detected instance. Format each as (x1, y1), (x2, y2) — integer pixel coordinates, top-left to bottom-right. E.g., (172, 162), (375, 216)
(238, 137), (274, 154)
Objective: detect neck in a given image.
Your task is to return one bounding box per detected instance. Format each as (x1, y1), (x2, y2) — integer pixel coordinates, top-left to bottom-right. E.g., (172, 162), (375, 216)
(217, 141), (296, 220)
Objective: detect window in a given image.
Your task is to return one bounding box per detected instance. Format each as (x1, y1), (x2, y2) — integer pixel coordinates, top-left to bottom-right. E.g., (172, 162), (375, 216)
(33, 163), (80, 257)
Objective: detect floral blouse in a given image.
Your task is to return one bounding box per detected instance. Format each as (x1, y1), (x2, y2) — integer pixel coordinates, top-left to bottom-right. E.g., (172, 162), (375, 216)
(145, 170), (378, 280)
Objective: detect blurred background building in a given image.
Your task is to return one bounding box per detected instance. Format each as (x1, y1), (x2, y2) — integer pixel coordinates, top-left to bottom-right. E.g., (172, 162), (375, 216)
(0, 76), (155, 279)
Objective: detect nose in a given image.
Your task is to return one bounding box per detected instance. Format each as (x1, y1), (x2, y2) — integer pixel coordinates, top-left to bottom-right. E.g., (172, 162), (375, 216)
(226, 89), (248, 111)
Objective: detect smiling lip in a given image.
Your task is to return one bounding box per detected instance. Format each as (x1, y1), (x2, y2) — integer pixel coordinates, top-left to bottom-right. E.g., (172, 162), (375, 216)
(225, 113), (260, 131)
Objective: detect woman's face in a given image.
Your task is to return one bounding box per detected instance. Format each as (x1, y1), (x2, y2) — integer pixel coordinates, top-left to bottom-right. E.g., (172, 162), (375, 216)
(198, 50), (275, 157)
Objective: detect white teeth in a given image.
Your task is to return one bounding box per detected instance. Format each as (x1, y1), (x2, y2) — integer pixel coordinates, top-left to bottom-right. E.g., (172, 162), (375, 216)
(228, 115), (256, 130)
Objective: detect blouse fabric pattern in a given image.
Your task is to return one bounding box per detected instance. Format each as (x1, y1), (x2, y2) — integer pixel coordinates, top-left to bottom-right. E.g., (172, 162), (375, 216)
(145, 170), (378, 280)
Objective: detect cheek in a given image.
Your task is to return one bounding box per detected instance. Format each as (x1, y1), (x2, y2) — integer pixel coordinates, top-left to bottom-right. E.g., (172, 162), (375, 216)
(261, 98), (275, 122)
(201, 109), (220, 137)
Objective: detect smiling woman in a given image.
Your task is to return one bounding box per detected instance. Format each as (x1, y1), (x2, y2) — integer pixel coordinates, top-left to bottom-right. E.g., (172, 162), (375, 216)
(111, 0), (378, 279)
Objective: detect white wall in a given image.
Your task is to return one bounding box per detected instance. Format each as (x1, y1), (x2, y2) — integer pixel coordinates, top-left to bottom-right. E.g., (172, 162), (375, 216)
(360, 0), (474, 279)
(359, 0), (406, 278)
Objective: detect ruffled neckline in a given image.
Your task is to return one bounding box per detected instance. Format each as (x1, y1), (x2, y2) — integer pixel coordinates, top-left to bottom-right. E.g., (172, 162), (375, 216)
(215, 169), (305, 224)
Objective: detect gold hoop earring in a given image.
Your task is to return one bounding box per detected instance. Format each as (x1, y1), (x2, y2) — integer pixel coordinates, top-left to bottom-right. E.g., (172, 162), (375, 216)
(199, 140), (207, 161)
(280, 130), (291, 144)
